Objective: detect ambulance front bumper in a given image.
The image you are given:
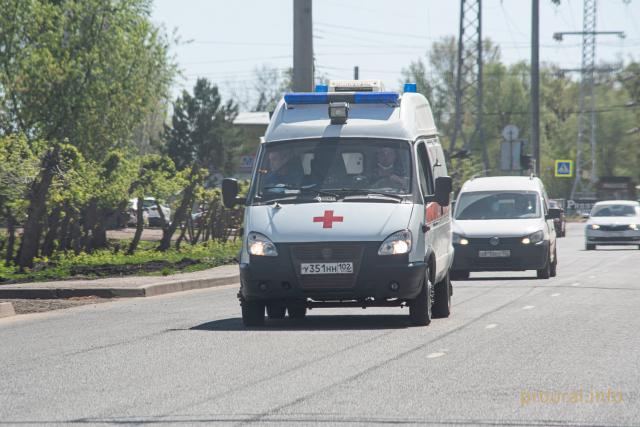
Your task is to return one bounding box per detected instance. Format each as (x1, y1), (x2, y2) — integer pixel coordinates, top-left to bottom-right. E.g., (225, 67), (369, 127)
(239, 242), (426, 302)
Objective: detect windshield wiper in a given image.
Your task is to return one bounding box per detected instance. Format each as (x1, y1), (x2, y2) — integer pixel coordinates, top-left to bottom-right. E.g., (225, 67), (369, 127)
(325, 188), (405, 202)
(263, 185), (340, 199)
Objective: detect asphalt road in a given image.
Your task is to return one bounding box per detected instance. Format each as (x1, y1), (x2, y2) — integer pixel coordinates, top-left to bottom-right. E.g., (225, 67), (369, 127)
(1, 222), (639, 426)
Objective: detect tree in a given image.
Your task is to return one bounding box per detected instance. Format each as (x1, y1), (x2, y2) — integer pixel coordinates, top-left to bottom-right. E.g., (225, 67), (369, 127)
(0, 0), (176, 268)
(160, 78), (240, 251)
(0, 135), (40, 265)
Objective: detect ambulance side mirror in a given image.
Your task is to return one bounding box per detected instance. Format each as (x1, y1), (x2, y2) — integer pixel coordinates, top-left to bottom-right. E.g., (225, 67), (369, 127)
(222, 178), (243, 208)
(547, 208), (562, 220)
(434, 176), (452, 207)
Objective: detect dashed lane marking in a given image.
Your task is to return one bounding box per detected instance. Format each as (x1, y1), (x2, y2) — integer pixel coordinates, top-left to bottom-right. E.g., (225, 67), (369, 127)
(571, 282), (581, 287)
(551, 293), (561, 297)
(486, 324), (498, 329)
(426, 352), (446, 359)
(522, 305), (535, 310)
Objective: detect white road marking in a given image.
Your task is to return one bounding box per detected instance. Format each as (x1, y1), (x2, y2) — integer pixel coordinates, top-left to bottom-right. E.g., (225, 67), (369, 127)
(426, 352), (446, 359)
(486, 323), (498, 329)
(589, 275), (596, 279)
(571, 282), (581, 287)
(522, 305), (535, 310)
(551, 293), (561, 297)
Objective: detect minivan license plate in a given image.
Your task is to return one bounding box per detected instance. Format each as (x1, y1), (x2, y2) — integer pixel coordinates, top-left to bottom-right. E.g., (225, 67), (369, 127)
(301, 262), (353, 275)
(478, 250), (510, 258)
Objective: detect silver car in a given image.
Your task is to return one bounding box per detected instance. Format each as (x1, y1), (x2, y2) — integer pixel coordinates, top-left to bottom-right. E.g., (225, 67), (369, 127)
(585, 201), (640, 250)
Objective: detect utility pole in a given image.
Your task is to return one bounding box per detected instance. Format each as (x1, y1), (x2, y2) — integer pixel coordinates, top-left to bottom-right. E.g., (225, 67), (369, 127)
(293, 0), (314, 92)
(354, 66), (359, 80)
(554, 0), (625, 200)
(531, 0), (540, 176)
(450, 0), (487, 173)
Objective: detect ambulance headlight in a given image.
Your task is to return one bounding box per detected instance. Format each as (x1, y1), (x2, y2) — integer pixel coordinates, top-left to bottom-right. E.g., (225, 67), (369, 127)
(378, 230), (412, 255)
(247, 232), (278, 257)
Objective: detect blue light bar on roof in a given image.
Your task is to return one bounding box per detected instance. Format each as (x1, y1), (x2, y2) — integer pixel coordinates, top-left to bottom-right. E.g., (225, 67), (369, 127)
(284, 93), (329, 104)
(353, 92), (399, 104)
(284, 91), (399, 105)
(404, 83), (417, 93)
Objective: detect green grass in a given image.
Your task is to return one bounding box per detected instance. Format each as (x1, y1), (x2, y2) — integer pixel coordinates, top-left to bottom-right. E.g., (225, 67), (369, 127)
(0, 239), (241, 284)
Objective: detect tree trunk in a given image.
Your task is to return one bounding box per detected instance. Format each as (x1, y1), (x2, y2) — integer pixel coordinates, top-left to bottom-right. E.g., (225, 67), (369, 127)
(90, 207), (110, 250)
(16, 146), (60, 269)
(58, 204), (72, 252)
(127, 196), (145, 255)
(82, 199), (98, 253)
(4, 209), (16, 266)
(71, 214), (83, 255)
(41, 206), (62, 257)
(158, 168), (199, 251)
(175, 221), (188, 250)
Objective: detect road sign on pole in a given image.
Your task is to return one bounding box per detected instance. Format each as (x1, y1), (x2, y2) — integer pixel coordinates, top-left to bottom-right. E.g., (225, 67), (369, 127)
(554, 160), (573, 177)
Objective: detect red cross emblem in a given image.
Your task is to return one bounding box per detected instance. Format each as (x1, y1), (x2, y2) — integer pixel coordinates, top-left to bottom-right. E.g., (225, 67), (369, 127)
(313, 210), (344, 229)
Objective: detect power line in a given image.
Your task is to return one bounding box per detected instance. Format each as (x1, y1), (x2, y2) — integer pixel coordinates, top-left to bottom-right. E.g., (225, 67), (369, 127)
(315, 22), (433, 41)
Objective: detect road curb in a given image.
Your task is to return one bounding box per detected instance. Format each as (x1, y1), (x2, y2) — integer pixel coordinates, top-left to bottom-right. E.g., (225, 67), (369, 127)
(0, 274), (239, 300)
(0, 302), (16, 318)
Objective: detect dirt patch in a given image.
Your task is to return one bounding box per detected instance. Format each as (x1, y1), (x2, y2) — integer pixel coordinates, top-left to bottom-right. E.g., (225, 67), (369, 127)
(0, 297), (111, 314)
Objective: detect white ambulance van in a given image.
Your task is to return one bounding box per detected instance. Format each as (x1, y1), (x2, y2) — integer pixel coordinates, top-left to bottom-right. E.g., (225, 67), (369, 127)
(222, 80), (454, 327)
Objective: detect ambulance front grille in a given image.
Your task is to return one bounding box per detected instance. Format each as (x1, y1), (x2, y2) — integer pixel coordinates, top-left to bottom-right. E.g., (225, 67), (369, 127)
(291, 244), (361, 261)
(291, 244), (363, 290)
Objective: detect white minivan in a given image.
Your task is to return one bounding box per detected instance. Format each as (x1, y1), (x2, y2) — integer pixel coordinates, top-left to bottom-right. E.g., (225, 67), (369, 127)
(451, 176), (561, 279)
(223, 81), (454, 327)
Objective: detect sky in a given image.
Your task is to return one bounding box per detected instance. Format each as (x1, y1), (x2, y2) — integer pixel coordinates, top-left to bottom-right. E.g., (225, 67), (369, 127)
(151, 0), (640, 109)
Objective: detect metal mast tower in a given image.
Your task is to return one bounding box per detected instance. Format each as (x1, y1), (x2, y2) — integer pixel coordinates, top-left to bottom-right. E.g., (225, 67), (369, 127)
(450, 0), (488, 172)
(571, 0), (598, 199)
(554, 0), (625, 199)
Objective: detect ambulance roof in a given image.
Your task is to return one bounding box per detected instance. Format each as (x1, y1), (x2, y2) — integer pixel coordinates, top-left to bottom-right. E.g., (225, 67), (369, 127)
(263, 91), (437, 143)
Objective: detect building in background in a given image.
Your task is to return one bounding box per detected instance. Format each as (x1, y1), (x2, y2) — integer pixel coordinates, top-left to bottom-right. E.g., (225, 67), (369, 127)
(233, 112), (270, 179)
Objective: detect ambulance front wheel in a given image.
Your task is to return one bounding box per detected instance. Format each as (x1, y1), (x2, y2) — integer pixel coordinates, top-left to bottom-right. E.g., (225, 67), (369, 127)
(409, 273), (432, 326)
(241, 300), (265, 327)
(287, 306), (307, 319)
(266, 304), (286, 320)
(432, 271), (451, 318)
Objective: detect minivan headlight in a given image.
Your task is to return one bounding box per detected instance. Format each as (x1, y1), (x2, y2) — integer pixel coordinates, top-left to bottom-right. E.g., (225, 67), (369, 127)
(378, 230), (412, 255)
(453, 232), (469, 245)
(522, 230), (544, 245)
(589, 224), (600, 230)
(629, 224), (639, 231)
(247, 232), (278, 256)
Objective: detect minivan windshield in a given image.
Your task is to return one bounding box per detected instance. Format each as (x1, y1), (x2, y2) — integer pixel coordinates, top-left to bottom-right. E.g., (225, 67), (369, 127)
(455, 191), (540, 220)
(250, 139), (412, 204)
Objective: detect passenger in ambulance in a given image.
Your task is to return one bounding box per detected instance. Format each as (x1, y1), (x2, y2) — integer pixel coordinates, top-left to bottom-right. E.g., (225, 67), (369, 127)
(262, 150), (304, 188)
(370, 147), (409, 191)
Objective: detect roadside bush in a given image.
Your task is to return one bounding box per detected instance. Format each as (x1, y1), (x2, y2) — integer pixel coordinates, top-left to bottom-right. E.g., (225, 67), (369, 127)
(0, 239), (241, 284)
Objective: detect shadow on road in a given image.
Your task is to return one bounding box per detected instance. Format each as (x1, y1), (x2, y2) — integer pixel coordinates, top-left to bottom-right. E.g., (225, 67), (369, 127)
(583, 247), (639, 251)
(189, 314), (415, 331)
(457, 276), (538, 281)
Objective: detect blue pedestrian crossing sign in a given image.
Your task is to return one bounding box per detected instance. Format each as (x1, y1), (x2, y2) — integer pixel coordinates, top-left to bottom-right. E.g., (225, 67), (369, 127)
(554, 160), (573, 177)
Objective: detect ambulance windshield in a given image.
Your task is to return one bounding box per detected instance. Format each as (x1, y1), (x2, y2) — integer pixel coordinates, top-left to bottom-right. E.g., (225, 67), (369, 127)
(252, 139), (412, 203)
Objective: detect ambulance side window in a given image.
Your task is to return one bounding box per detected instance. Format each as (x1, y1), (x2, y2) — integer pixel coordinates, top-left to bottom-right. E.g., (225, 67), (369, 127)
(416, 142), (434, 197)
(427, 139), (446, 179)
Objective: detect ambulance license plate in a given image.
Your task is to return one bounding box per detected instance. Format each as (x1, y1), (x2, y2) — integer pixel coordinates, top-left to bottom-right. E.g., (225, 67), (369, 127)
(300, 262), (353, 275)
(478, 250), (510, 258)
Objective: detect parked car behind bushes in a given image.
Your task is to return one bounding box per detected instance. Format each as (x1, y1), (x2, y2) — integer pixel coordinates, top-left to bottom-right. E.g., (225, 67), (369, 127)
(128, 197), (170, 227)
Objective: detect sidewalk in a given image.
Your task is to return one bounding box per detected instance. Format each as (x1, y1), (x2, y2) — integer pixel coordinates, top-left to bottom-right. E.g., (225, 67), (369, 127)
(0, 264), (239, 299)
